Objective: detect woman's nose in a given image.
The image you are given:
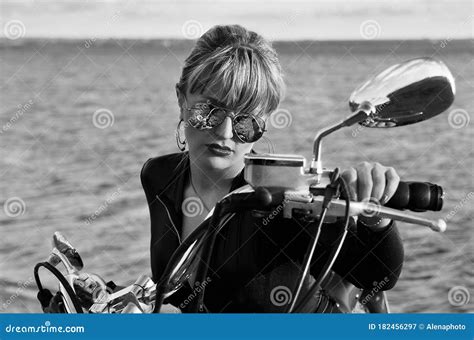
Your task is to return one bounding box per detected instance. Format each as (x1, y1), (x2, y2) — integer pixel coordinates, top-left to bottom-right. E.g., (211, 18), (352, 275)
(213, 116), (233, 139)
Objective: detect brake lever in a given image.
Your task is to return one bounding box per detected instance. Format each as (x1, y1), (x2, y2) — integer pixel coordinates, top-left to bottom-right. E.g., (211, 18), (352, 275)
(283, 195), (447, 232)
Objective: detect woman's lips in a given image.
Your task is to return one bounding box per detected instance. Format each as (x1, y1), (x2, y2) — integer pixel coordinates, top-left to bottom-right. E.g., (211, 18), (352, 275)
(206, 143), (233, 156)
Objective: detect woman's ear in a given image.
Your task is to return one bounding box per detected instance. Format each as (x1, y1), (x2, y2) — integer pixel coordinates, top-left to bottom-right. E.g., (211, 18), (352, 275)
(176, 84), (184, 106)
(176, 84), (185, 120)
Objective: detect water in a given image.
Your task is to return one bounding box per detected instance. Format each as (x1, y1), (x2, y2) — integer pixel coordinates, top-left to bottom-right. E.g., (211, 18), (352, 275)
(0, 39), (472, 313)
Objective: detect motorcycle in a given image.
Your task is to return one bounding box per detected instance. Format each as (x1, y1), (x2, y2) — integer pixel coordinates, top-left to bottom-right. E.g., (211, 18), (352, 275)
(34, 57), (455, 314)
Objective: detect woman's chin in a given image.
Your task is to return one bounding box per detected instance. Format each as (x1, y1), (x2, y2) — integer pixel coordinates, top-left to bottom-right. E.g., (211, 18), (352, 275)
(191, 150), (236, 171)
(202, 154), (233, 170)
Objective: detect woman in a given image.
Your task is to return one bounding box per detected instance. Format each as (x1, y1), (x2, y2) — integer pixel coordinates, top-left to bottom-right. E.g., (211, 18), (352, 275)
(141, 24), (404, 312)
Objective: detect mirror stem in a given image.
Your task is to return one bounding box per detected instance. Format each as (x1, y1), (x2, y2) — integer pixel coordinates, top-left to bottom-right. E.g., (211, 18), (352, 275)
(310, 102), (374, 179)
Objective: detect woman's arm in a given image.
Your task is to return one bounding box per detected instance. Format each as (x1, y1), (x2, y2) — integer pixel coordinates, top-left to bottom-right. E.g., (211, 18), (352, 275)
(269, 216), (404, 291)
(329, 219), (404, 290)
(263, 160), (405, 290)
(330, 161), (404, 289)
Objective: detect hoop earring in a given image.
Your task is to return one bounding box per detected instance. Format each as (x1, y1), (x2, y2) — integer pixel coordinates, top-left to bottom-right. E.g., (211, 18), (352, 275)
(254, 136), (275, 154)
(175, 119), (187, 151)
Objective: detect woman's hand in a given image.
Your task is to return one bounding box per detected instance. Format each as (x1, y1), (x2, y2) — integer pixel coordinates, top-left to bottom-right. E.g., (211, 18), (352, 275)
(341, 162), (400, 230)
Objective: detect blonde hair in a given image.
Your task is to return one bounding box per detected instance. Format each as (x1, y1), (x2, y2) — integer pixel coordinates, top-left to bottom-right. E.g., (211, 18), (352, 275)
(177, 24), (285, 117)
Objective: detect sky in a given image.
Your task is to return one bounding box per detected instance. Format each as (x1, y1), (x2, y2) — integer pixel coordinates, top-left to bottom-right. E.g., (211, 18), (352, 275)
(0, 0), (473, 40)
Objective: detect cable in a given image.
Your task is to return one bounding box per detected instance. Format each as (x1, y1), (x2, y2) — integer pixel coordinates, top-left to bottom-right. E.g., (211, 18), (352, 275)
(286, 169), (342, 313)
(286, 208), (327, 312)
(292, 176), (351, 312)
(34, 262), (83, 313)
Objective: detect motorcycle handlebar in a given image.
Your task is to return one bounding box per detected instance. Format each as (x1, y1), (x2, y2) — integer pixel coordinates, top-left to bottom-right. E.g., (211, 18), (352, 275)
(227, 181), (444, 213)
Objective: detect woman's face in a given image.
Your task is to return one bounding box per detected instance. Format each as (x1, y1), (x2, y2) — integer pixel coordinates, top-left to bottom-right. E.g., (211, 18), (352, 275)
(178, 86), (261, 175)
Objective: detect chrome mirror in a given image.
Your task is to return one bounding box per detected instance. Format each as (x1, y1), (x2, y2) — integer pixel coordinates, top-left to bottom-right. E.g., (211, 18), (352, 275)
(311, 57), (455, 176)
(47, 232), (84, 273)
(349, 57), (456, 127)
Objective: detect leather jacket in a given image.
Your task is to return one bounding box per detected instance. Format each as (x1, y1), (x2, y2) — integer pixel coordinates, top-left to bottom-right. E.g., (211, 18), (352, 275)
(141, 151), (404, 312)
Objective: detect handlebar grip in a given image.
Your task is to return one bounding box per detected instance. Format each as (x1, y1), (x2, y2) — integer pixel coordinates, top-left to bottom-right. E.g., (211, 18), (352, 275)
(385, 181), (443, 212)
(224, 187), (274, 212)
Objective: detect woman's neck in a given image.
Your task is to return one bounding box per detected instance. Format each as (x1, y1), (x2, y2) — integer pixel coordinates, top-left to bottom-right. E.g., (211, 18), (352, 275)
(189, 162), (241, 199)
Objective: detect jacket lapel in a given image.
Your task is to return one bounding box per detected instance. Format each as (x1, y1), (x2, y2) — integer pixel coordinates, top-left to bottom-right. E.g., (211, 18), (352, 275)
(158, 149), (254, 239)
(158, 152), (190, 242)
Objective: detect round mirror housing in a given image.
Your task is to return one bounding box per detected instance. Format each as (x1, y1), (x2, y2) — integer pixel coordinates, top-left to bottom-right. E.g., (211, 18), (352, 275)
(349, 57), (455, 127)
